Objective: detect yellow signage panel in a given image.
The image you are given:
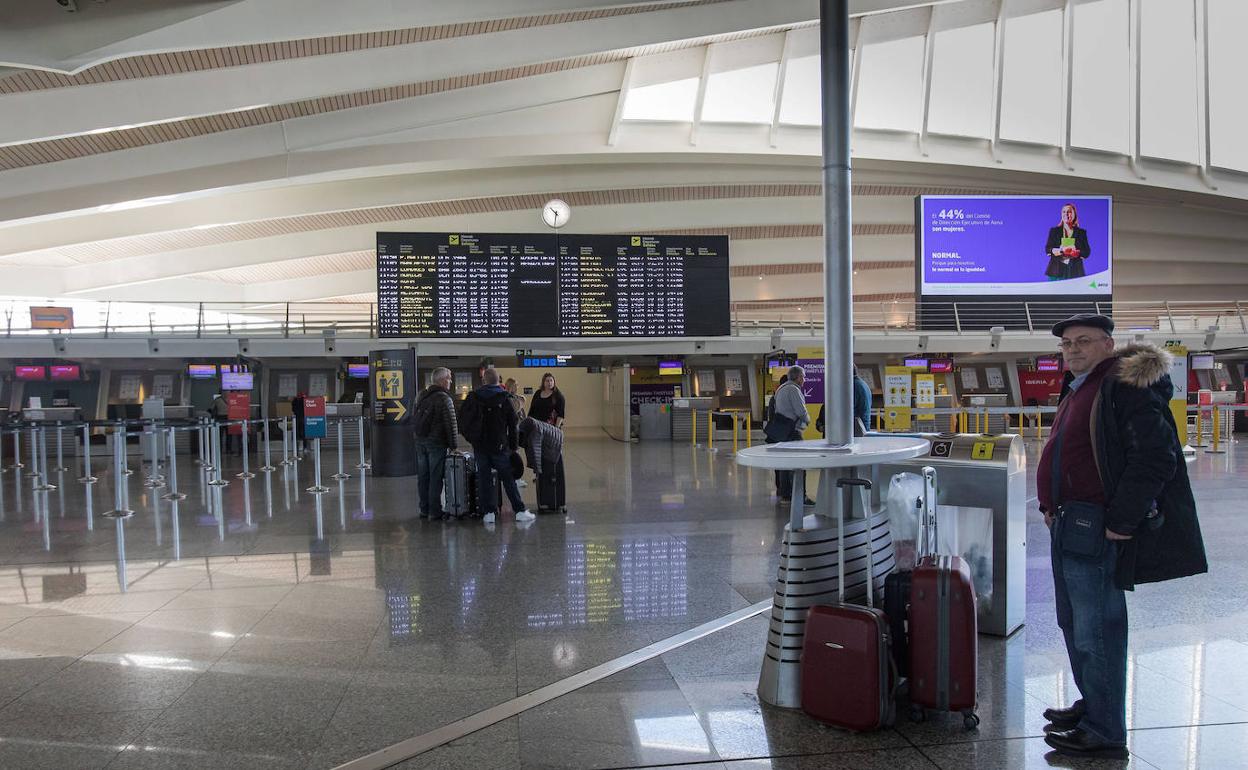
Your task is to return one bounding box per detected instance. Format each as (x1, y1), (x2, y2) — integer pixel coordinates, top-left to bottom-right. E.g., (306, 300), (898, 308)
(376, 370), (404, 400)
(971, 440), (996, 460)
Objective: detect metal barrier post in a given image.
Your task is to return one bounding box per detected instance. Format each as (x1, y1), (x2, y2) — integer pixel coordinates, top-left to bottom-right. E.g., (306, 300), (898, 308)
(747, 414), (753, 448)
(54, 423), (68, 472)
(691, 411), (697, 448)
(10, 431), (22, 472)
(103, 427), (133, 519)
(1194, 409), (1205, 447)
(332, 419), (350, 480)
(732, 414), (739, 455)
(162, 427), (187, 500)
(25, 426), (39, 479)
(259, 418), (275, 473)
(280, 416), (294, 466)
(307, 438), (330, 493)
(208, 424), (229, 487)
(707, 411), (714, 451)
(35, 426), (56, 492)
(237, 421), (255, 479)
(355, 415), (371, 471)
(142, 423), (165, 489)
(1207, 407), (1225, 454)
(79, 424), (97, 484)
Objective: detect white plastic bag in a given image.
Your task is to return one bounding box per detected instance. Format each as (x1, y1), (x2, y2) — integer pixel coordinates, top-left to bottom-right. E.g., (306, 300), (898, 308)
(886, 472), (924, 570)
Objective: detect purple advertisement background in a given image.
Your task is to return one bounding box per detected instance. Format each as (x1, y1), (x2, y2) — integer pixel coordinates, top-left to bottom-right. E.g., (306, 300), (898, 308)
(796, 358), (824, 405)
(630, 384), (676, 415)
(920, 196), (1111, 286)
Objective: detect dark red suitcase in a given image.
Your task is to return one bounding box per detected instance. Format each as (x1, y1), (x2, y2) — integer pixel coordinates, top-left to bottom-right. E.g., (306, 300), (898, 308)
(908, 553), (979, 729)
(800, 477), (895, 732)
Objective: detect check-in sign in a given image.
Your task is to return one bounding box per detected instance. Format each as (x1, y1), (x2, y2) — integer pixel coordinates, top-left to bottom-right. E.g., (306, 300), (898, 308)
(30, 306), (74, 330)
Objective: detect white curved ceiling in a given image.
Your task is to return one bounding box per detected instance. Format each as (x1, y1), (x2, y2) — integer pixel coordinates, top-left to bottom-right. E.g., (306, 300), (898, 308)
(0, 0), (1246, 318)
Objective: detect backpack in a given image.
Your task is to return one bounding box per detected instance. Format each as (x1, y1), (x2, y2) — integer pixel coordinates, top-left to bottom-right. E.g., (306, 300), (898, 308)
(460, 390), (510, 449)
(411, 389), (442, 439)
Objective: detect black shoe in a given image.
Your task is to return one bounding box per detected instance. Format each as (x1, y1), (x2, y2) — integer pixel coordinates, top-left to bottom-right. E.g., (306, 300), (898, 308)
(1043, 728), (1128, 760)
(803, 498), (817, 506)
(1042, 702), (1085, 730)
(778, 497), (792, 504)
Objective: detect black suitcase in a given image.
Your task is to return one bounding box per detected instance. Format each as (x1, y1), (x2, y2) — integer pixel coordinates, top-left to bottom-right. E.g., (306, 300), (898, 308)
(537, 470), (559, 511)
(884, 570), (912, 678)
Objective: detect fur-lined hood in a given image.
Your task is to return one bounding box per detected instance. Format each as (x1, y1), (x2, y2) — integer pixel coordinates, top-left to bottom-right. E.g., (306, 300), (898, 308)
(1112, 342), (1174, 389)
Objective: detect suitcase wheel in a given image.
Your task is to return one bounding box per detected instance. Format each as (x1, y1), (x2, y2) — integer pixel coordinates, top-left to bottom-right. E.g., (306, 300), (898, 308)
(962, 711), (980, 731)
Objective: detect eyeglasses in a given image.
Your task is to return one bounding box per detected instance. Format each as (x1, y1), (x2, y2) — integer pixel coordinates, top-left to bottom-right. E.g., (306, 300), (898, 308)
(1058, 335), (1110, 351)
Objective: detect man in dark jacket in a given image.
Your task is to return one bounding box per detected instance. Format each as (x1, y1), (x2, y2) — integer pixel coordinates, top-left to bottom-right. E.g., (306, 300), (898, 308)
(461, 368), (533, 525)
(1038, 314), (1206, 759)
(412, 367), (458, 520)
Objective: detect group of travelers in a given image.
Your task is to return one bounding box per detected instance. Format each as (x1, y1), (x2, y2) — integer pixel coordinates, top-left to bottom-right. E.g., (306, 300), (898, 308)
(411, 367), (567, 525)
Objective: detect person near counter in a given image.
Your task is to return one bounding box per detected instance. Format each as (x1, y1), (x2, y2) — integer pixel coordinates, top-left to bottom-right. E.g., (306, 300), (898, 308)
(766, 366), (813, 506)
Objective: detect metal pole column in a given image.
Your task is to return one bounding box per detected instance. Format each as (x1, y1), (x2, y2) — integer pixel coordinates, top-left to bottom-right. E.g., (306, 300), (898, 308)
(355, 415), (371, 471)
(332, 420), (350, 480)
(79, 424), (97, 484)
(307, 437), (330, 493)
(54, 423), (68, 472)
(237, 421), (255, 479)
(209, 423), (229, 487)
(821, 0), (855, 449)
(259, 418), (275, 472)
(162, 428), (187, 500)
(103, 426), (134, 519)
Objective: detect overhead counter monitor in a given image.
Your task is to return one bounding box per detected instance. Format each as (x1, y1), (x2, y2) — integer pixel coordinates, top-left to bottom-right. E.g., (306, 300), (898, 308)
(376, 232), (730, 338)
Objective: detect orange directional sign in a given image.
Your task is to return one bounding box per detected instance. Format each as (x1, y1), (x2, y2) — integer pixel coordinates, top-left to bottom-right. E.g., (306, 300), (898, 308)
(30, 306), (74, 330)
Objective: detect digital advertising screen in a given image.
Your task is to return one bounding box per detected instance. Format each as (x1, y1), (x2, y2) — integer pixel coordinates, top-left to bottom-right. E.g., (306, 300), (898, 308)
(904, 358), (929, 369)
(221, 372), (254, 391)
(929, 359), (953, 373)
(917, 196), (1112, 297)
(377, 232), (731, 338)
(15, 365), (46, 381)
(49, 364), (81, 381)
(347, 363), (370, 379)
(658, 360), (684, 375)
(187, 364), (217, 379)
(1190, 353), (1215, 370)
(1036, 356), (1063, 372)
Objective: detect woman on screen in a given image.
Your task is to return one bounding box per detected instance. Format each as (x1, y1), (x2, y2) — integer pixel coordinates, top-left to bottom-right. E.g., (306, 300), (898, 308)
(1044, 202), (1091, 281)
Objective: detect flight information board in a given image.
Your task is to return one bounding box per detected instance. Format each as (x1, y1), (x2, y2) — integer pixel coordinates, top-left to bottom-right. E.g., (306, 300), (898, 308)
(376, 232), (730, 337)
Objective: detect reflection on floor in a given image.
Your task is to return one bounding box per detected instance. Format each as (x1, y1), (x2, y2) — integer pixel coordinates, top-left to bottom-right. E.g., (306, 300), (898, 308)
(0, 429), (1244, 769)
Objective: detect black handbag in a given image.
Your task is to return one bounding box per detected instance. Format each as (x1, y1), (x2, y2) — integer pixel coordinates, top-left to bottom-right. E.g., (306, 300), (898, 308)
(764, 411), (797, 443)
(1051, 428), (1106, 558)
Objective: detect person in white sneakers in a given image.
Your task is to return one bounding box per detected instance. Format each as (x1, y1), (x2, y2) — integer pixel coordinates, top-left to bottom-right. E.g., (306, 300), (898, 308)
(460, 367), (535, 525)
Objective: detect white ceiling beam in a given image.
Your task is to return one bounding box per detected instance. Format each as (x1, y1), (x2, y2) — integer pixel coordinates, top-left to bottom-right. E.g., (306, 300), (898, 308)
(606, 56), (635, 147)
(0, 0), (816, 146)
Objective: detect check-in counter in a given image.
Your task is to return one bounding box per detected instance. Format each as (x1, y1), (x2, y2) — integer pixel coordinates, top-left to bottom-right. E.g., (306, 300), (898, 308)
(871, 432), (1027, 637)
(670, 397), (713, 441)
(962, 393), (1010, 434)
(326, 402), (364, 451)
(22, 407), (81, 423)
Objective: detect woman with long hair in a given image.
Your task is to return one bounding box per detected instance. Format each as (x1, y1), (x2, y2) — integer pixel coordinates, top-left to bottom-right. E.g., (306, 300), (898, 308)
(527, 372), (566, 429)
(1044, 202), (1092, 281)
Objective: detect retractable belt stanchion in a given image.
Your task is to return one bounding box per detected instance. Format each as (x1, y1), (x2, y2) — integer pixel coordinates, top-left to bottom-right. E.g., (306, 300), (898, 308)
(10, 431), (23, 472)
(237, 420), (255, 479)
(194, 418), (206, 467)
(307, 437), (330, 494)
(25, 426), (39, 479)
(279, 417), (293, 467)
(103, 425), (134, 519)
(162, 427), (187, 500)
(332, 419), (350, 480)
(1206, 407), (1225, 454)
(707, 412), (715, 452)
(355, 415), (370, 471)
(54, 422), (68, 472)
(142, 423), (166, 489)
(34, 425), (56, 492)
(732, 414), (739, 455)
(259, 418), (275, 473)
(691, 411), (698, 448)
(208, 422), (229, 487)
(78, 423), (97, 484)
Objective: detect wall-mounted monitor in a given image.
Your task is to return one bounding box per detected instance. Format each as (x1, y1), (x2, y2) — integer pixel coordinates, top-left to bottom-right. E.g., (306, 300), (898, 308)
(658, 360), (684, 376)
(15, 365), (46, 381)
(1036, 357), (1062, 372)
(221, 372), (254, 391)
(377, 232), (730, 338)
(187, 364), (217, 379)
(904, 358), (929, 369)
(929, 359), (953, 373)
(1191, 353), (1215, 370)
(917, 195), (1112, 299)
(49, 364), (81, 381)
(347, 363), (370, 379)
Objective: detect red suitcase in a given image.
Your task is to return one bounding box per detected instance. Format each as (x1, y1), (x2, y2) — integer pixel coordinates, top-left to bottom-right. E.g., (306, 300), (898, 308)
(800, 477), (895, 732)
(907, 466), (979, 729)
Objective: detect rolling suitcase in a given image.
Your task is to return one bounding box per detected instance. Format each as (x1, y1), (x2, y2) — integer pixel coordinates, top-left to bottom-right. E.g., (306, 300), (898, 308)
(907, 467), (979, 729)
(800, 477), (895, 732)
(883, 571), (911, 678)
(443, 451), (474, 518)
(536, 458), (561, 512)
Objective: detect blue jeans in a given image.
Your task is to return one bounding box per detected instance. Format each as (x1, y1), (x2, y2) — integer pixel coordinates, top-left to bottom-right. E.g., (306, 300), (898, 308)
(1051, 513), (1128, 744)
(475, 448), (527, 515)
(414, 438), (449, 517)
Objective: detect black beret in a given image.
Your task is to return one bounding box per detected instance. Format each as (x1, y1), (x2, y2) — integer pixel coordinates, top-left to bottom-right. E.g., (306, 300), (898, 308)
(1051, 313), (1114, 337)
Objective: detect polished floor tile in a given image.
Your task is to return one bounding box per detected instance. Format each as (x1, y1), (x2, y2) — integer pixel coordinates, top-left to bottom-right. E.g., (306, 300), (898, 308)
(921, 737), (1160, 769)
(0, 435), (1241, 768)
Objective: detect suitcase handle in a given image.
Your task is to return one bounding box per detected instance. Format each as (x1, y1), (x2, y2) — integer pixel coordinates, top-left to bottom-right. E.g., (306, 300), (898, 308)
(835, 476), (874, 608)
(918, 466), (938, 559)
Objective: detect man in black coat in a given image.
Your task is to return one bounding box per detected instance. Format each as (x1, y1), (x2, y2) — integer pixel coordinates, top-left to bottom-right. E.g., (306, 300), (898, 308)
(1037, 314), (1207, 759)
(412, 367), (458, 520)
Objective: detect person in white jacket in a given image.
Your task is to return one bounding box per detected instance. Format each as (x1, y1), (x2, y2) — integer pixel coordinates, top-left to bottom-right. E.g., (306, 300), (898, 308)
(769, 366), (812, 505)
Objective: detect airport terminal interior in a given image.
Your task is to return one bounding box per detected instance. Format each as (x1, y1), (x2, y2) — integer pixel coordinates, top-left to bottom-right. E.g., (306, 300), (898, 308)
(3, 1), (1248, 768)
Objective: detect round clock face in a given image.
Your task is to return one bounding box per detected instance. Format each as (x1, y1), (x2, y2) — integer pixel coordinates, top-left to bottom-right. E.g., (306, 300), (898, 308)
(542, 199), (570, 229)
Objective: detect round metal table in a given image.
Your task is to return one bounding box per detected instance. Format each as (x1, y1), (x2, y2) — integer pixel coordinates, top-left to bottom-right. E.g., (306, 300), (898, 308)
(736, 435), (931, 709)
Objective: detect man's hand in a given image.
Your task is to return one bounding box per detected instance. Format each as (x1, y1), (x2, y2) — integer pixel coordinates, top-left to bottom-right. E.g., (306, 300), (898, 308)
(1105, 528), (1132, 541)
(1043, 512), (1054, 528)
